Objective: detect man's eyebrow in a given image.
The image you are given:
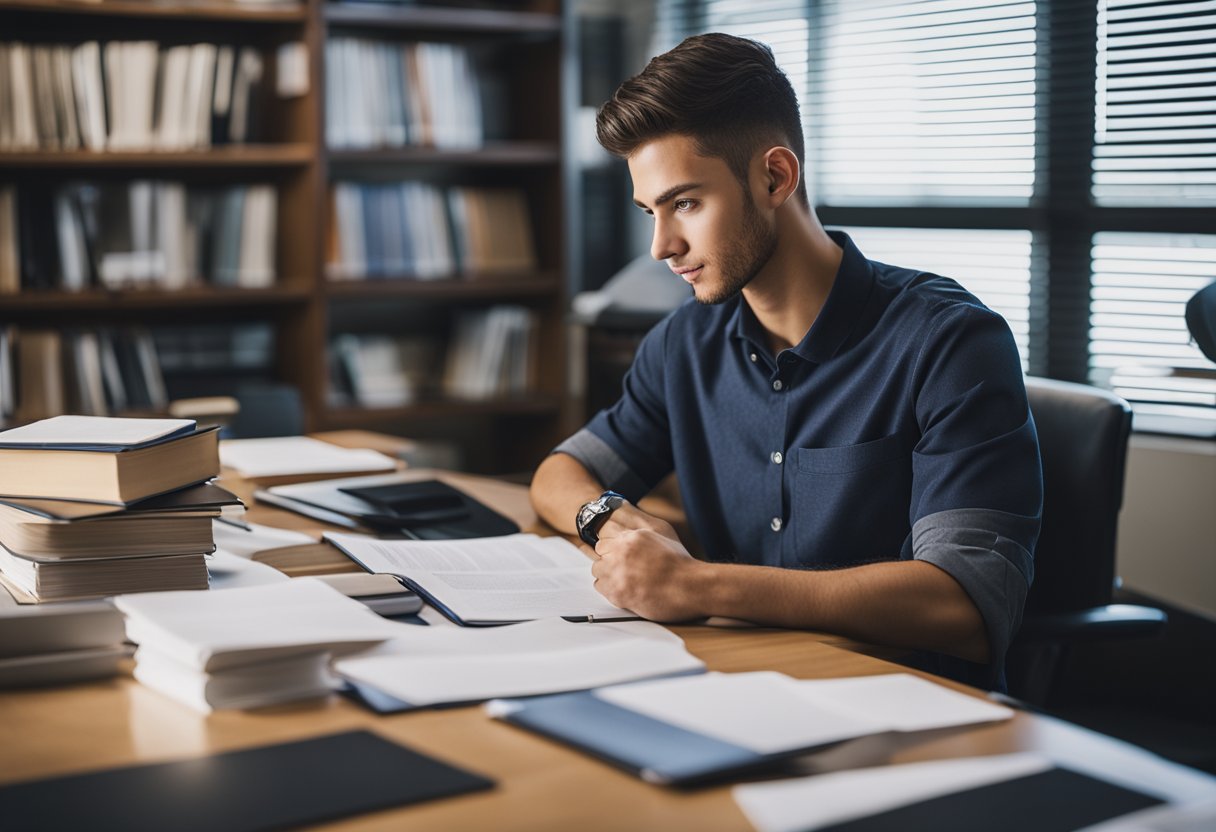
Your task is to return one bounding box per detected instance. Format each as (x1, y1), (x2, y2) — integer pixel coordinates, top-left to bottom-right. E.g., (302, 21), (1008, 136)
(633, 182), (702, 211)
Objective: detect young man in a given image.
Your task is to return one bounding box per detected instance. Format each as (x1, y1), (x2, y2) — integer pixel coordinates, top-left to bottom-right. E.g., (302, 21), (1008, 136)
(531, 33), (1042, 686)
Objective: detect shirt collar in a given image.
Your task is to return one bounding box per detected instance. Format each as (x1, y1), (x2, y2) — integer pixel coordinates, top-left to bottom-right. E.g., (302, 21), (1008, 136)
(730, 230), (875, 364)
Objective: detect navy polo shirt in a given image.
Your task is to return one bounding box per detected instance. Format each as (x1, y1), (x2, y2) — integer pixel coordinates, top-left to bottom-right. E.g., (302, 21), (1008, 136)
(556, 231), (1043, 686)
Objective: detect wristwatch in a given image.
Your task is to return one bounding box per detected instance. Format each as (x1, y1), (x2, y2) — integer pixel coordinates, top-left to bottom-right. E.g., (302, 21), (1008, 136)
(576, 490), (626, 546)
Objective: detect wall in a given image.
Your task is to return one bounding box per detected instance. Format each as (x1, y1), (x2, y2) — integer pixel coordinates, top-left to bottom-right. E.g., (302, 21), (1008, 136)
(1117, 434), (1216, 620)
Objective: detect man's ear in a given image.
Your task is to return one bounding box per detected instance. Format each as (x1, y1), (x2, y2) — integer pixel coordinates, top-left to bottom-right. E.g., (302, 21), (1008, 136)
(760, 147), (800, 208)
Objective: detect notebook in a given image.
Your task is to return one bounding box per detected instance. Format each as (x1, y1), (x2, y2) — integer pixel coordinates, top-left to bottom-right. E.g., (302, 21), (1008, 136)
(0, 730), (494, 832)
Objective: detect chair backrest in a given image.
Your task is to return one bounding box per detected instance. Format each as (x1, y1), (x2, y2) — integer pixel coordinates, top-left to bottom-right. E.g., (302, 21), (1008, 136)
(1023, 377), (1133, 614)
(222, 384), (305, 439)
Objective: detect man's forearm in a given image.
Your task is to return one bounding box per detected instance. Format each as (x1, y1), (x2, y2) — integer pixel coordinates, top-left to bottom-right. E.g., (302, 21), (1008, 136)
(688, 558), (990, 663)
(529, 452), (606, 534)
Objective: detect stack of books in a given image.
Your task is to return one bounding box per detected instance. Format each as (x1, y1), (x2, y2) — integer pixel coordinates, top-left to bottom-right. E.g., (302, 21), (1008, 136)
(115, 579), (405, 712)
(0, 586), (128, 687)
(0, 415), (228, 602)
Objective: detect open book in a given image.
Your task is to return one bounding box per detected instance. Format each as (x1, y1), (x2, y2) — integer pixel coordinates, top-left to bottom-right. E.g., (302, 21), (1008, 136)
(323, 532), (634, 625)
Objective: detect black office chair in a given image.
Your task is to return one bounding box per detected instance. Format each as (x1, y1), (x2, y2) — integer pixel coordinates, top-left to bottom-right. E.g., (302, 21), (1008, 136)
(1007, 377), (1168, 705)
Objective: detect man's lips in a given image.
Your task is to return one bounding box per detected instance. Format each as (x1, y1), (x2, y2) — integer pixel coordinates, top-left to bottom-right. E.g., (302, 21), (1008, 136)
(671, 265), (703, 282)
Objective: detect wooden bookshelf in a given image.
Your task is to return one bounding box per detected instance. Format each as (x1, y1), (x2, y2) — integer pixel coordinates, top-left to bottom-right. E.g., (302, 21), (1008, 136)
(0, 145), (315, 168)
(0, 0), (568, 476)
(0, 0), (309, 23)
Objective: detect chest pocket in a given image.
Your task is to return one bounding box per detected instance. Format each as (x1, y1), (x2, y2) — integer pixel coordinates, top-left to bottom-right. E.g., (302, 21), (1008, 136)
(792, 432), (914, 567)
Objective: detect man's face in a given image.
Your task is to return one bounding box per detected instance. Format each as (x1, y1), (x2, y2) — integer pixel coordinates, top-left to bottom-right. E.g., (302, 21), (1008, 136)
(629, 134), (777, 305)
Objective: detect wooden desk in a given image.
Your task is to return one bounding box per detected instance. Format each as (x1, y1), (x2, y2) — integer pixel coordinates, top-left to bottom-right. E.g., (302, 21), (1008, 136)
(0, 432), (1208, 830)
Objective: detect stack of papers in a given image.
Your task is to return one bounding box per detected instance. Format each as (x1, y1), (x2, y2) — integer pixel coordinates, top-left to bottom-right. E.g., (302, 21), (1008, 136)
(335, 618), (704, 710)
(115, 579), (406, 712)
(219, 436), (397, 484)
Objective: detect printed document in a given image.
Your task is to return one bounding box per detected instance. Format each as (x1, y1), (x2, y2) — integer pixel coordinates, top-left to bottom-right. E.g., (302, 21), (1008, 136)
(324, 532), (634, 624)
(335, 618), (703, 706)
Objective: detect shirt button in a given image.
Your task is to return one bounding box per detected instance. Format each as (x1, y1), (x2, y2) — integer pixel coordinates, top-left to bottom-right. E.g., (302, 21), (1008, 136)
(770, 451), (783, 464)
(772, 379), (784, 391)
(770, 517), (783, 532)
(749, 353), (758, 363)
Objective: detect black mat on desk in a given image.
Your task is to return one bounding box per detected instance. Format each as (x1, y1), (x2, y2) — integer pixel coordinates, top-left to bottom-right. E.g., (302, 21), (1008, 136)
(819, 767), (1163, 832)
(0, 730), (493, 832)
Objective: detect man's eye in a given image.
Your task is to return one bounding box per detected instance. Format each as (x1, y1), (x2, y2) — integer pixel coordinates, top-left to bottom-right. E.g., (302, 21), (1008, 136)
(674, 199), (694, 211)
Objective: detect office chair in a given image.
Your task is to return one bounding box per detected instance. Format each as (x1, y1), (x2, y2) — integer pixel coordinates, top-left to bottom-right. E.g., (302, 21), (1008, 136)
(1006, 377), (1167, 705)
(221, 383), (305, 439)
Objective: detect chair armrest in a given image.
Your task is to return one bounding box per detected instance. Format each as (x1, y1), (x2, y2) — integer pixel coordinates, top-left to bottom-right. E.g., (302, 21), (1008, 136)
(1018, 604), (1168, 643)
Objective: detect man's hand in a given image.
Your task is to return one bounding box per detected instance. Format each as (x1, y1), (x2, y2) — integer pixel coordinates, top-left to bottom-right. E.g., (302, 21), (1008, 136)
(589, 520), (707, 622)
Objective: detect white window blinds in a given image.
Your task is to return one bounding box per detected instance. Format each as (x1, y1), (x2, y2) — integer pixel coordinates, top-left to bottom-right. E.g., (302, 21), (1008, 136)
(813, 0), (1039, 205)
(836, 226), (1033, 368)
(1088, 232), (1216, 431)
(1093, 0), (1216, 205)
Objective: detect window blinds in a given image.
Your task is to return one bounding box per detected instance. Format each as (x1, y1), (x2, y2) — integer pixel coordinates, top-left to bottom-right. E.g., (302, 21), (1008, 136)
(1088, 232), (1216, 430)
(812, 0), (1039, 205)
(836, 226), (1033, 368)
(1093, 0), (1216, 205)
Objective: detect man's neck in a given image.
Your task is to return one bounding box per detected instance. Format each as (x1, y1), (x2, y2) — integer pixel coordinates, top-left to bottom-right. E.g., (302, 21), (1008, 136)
(743, 209), (843, 356)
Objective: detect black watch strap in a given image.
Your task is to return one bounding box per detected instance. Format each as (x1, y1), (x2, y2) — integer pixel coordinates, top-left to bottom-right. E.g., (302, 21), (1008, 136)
(576, 491), (626, 546)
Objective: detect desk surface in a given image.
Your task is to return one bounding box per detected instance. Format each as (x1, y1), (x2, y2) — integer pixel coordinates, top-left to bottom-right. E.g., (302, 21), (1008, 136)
(0, 431), (1207, 831)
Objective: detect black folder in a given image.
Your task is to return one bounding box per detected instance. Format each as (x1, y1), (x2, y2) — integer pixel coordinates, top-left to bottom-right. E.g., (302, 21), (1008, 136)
(337, 479), (519, 539)
(818, 767), (1163, 832)
(0, 730), (494, 832)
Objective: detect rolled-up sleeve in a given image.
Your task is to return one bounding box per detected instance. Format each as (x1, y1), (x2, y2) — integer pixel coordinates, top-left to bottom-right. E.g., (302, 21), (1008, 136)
(907, 303), (1044, 670)
(551, 316), (676, 503)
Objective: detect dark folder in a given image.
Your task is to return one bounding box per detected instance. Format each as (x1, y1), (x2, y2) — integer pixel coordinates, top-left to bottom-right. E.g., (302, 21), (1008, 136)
(819, 767), (1163, 832)
(0, 730), (494, 832)
(337, 479), (519, 539)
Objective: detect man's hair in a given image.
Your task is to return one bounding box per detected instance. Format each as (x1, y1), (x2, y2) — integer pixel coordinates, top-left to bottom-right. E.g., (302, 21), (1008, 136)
(596, 33), (808, 207)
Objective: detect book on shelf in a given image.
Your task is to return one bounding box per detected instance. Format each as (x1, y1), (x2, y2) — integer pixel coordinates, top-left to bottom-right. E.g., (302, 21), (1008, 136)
(6, 181), (278, 292)
(5, 327), (169, 422)
(0, 415), (220, 504)
(330, 333), (439, 408)
(488, 672), (1014, 786)
(325, 38), (484, 150)
(323, 531), (635, 626)
(0, 40), (267, 152)
(442, 305), (536, 400)
(326, 182), (536, 281)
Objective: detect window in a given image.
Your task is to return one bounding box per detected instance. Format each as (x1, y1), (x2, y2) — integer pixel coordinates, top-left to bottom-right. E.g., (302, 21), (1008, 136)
(648, 0), (1216, 434)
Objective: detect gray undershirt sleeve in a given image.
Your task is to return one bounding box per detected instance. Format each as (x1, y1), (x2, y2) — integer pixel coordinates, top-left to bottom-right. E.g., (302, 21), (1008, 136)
(911, 507), (1037, 668)
(551, 428), (652, 502)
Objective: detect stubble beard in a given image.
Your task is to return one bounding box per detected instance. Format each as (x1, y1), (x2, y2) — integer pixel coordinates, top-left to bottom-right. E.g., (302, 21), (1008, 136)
(694, 196), (779, 306)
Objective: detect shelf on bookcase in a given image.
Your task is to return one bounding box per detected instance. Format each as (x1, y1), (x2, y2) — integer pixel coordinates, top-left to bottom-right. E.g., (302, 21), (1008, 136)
(0, 145), (314, 169)
(0, 286), (311, 312)
(325, 274), (560, 300)
(326, 142), (559, 167)
(322, 395), (562, 427)
(323, 2), (559, 34)
(0, 0), (308, 22)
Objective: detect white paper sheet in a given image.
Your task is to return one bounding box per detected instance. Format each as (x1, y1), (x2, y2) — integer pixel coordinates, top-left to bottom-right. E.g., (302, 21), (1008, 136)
(206, 550), (292, 590)
(324, 532), (634, 623)
(734, 754), (1054, 832)
(0, 415), (193, 446)
(211, 518), (315, 559)
(335, 618), (702, 706)
(115, 578), (407, 671)
(593, 672), (1012, 755)
(219, 436), (396, 478)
